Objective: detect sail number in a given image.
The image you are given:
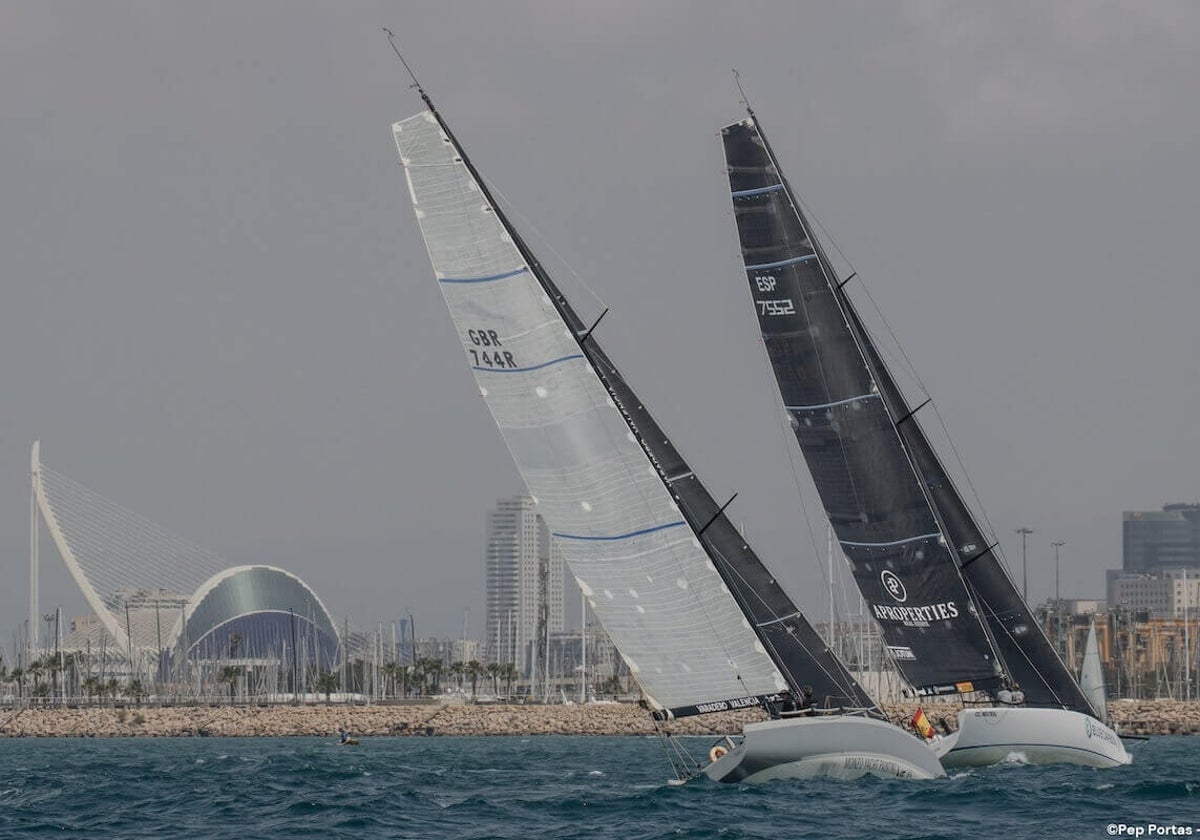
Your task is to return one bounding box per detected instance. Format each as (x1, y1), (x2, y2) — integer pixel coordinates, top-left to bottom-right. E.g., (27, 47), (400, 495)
(757, 299), (795, 316)
(467, 327), (518, 369)
(753, 275), (794, 316)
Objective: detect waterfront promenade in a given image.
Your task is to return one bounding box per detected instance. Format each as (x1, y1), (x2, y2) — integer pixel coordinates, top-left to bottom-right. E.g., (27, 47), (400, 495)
(2, 699), (1197, 738)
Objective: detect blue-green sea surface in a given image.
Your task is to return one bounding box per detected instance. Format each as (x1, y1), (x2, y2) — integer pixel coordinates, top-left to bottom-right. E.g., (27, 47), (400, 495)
(0, 734), (1196, 839)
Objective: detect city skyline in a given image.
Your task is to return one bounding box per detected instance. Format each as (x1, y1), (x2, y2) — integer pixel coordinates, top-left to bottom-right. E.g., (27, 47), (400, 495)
(2, 4), (1198, 639)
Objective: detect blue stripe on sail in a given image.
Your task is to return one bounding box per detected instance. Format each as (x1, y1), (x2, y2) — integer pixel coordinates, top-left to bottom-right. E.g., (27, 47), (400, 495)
(552, 521), (688, 542)
(840, 532), (941, 549)
(744, 254), (817, 271)
(439, 267), (528, 284)
(786, 393), (881, 412)
(732, 183), (785, 198)
(473, 354), (584, 373)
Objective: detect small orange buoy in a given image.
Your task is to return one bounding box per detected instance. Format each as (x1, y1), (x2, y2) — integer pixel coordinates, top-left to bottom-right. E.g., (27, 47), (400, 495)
(709, 745), (728, 763)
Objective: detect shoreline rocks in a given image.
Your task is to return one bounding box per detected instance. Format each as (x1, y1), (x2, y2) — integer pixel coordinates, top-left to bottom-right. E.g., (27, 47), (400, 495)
(1, 699), (1196, 738)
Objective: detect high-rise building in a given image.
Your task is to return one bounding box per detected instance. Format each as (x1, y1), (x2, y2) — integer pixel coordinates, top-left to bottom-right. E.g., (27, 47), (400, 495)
(1123, 503), (1200, 573)
(1109, 503), (1200, 612)
(484, 496), (564, 675)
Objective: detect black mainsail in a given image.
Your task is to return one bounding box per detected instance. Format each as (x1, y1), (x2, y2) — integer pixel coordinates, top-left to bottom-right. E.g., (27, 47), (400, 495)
(395, 87), (880, 719)
(721, 111), (1098, 715)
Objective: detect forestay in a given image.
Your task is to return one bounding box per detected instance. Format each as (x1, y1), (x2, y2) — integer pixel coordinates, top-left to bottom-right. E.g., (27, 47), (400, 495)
(395, 111), (790, 712)
(721, 117), (1000, 696)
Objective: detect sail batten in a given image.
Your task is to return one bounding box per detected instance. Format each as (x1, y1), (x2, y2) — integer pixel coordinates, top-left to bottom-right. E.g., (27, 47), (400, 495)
(746, 254), (818, 271)
(552, 522), (687, 541)
(439, 267), (529, 283)
(840, 533), (942, 549)
(398, 108), (877, 714)
(787, 393), (879, 411)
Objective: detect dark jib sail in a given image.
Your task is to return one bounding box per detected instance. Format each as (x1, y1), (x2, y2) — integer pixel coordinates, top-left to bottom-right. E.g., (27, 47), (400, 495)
(408, 97), (879, 718)
(721, 117), (1000, 696)
(845, 295), (1098, 713)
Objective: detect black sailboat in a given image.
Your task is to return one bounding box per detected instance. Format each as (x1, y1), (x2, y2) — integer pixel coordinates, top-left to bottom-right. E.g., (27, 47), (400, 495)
(720, 104), (1130, 768)
(391, 57), (946, 781)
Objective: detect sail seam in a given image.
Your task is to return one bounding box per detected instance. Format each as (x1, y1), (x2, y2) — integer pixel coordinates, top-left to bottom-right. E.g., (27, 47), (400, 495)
(439, 267), (529, 284)
(839, 532), (940, 548)
(551, 521), (687, 542)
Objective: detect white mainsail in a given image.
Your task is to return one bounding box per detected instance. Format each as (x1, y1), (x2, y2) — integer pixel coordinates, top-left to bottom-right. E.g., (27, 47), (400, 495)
(395, 111), (785, 711)
(1079, 617), (1107, 725)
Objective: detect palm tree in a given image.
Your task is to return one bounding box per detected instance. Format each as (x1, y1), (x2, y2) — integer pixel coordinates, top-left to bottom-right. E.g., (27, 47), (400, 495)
(10, 667), (24, 701)
(125, 679), (146, 706)
(82, 676), (101, 705)
(448, 661), (465, 693)
(486, 663), (501, 697)
(218, 665), (241, 704)
(42, 656), (61, 702)
(381, 662), (406, 700)
(414, 657), (443, 696)
(315, 671), (339, 706)
(26, 657), (43, 700)
(26, 660), (44, 703)
(104, 678), (120, 706)
(500, 663), (519, 699)
(465, 661), (484, 699)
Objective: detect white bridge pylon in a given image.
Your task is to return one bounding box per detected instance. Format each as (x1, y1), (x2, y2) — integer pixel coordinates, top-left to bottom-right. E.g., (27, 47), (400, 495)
(30, 441), (228, 657)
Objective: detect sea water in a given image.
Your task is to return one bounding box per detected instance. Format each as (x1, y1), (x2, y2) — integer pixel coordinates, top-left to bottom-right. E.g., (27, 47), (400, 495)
(0, 734), (1196, 839)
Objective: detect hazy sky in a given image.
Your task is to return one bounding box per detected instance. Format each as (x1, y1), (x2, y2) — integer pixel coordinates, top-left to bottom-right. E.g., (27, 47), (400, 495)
(2, 2), (1197, 642)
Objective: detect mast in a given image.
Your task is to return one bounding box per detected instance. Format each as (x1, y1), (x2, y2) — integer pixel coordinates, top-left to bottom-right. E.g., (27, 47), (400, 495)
(580, 588), (587, 704)
(395, 65), (878, 717)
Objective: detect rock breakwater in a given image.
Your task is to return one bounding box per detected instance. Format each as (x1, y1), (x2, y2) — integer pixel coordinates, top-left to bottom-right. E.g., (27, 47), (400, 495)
(1, 700), (1196, 738)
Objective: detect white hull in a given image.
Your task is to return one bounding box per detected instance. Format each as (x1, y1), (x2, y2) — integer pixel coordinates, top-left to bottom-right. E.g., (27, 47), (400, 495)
(935, 707), (1131, 769)
(702, 715), (945, 783)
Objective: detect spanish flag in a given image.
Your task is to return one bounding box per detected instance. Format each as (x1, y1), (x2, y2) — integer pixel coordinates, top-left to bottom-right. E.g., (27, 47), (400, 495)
(911, 707), (935, 740)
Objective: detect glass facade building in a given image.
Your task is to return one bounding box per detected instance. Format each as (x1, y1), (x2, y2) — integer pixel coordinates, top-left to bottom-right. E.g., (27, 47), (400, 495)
(1123, 503), (1200, 574)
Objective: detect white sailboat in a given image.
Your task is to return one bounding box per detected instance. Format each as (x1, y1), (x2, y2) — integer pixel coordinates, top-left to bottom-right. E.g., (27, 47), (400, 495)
(720, 103), (1130, 770)
(939, 617), (1121, 769)
(390, 60), (944, 783)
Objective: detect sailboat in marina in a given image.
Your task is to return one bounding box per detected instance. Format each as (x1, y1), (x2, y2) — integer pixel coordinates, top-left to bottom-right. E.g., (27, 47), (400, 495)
(720, 103), (1130, 769)
(390, 66), (945, 782)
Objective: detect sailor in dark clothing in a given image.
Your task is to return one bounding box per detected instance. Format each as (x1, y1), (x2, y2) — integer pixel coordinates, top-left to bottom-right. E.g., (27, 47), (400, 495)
(799, 685), (814, 710)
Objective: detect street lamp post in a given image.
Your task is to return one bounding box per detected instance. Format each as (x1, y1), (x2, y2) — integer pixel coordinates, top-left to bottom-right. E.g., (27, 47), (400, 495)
(1052, 540), (1065, 656)
(1052, 541), (1064, 605)
(1016, 527), (1034, 602)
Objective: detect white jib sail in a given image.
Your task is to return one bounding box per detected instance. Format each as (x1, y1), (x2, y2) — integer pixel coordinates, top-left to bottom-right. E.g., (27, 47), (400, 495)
(1080, 617), (1107, 725)
(395, 111), (784, 711)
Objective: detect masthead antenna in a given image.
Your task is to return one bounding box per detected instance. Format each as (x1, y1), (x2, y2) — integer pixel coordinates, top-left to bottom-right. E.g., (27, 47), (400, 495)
(732, 69), (755, 119)
(384, 27), (434, 111)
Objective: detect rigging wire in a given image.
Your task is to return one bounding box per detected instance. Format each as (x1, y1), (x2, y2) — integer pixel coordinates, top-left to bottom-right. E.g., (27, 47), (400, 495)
(790, 180), (1091, 706)
(792, 191), (1004, 550)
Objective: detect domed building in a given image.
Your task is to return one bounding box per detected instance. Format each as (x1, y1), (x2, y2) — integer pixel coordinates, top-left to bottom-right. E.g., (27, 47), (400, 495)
(179, 565), (340, 668)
